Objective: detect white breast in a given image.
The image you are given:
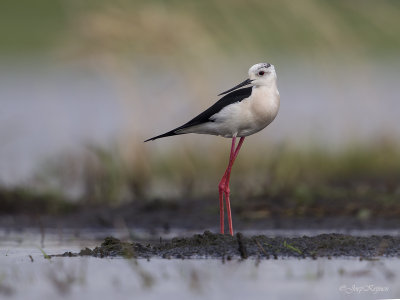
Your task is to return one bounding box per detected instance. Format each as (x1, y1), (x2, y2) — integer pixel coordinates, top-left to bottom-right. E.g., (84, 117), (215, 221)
(178, 83), (280, 138)
(209, 85), (280, 137)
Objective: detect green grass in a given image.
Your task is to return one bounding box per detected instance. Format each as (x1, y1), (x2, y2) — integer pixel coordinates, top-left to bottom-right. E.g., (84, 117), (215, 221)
(1, 0), (400, 58)
(38, 247), (51, 260)
(0, 187), (77, 214)
(1, 140), (399, 216)
(283, 240), (303, 255)
(28, 140), (400, 201)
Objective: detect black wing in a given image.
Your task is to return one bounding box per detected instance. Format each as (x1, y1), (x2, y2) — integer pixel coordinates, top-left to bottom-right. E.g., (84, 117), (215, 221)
(144, 87), (252, 142)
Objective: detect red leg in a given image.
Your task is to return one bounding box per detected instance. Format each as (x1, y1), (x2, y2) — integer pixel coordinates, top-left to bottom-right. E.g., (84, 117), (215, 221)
(218, 170), (227, 234)
(233, 137), (245, 162)
(218, 137), (237, 234)
(218, 137), (245, 235)
(224, 137), (245, 236)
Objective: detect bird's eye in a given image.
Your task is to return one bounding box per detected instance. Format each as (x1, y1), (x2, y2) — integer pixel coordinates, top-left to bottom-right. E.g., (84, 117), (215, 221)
(258, 71), (265, 76)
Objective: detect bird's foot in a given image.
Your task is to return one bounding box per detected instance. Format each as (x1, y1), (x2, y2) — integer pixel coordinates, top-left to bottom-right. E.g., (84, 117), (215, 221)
(223, 187), (234, 236)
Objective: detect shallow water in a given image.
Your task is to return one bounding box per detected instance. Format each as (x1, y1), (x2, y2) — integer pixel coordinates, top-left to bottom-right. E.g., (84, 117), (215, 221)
(1, 231), (400, 300)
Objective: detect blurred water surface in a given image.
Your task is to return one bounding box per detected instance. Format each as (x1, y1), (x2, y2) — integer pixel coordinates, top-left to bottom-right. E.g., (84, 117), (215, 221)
(0, 59), (399, 185)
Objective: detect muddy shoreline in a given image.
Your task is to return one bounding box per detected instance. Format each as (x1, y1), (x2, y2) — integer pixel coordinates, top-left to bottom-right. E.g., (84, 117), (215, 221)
(55, 231), (400, 259)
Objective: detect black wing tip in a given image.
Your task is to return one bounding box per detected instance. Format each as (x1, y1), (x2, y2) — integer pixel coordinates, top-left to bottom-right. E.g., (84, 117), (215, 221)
(144, 130), (179, 142)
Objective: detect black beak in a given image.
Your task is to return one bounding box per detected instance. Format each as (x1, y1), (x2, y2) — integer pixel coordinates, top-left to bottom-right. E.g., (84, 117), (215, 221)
(218, 78), (253, 96)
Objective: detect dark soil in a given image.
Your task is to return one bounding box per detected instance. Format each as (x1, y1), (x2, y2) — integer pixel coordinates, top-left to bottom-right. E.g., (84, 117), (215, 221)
(55, 231), (400, 259)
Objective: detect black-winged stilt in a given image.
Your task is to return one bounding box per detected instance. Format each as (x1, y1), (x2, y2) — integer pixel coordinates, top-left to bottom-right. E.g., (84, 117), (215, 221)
(145, 63), (280, 235)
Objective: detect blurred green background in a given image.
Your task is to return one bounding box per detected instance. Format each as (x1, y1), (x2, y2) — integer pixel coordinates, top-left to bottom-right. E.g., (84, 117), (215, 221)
(0, 0), (399, 217)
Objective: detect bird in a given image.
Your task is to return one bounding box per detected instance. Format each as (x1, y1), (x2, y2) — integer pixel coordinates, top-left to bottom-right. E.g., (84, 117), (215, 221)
(145, 63), (280, 236)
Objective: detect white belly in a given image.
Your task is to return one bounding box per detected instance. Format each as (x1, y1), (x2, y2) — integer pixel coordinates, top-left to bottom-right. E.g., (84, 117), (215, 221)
(179, 85), (280, 138)
(211, 86), (279, 137)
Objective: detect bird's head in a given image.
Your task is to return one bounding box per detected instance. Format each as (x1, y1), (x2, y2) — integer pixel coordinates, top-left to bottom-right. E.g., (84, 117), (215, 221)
(218, 63), (276, 96)
(248, 63), (276, 85)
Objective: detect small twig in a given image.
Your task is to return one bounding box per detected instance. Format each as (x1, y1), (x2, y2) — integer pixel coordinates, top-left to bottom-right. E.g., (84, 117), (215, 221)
(254, 238), (268, 257)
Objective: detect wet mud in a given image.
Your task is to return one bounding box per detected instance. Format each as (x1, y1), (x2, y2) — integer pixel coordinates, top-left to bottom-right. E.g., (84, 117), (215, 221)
(57, 231), (400, 259)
